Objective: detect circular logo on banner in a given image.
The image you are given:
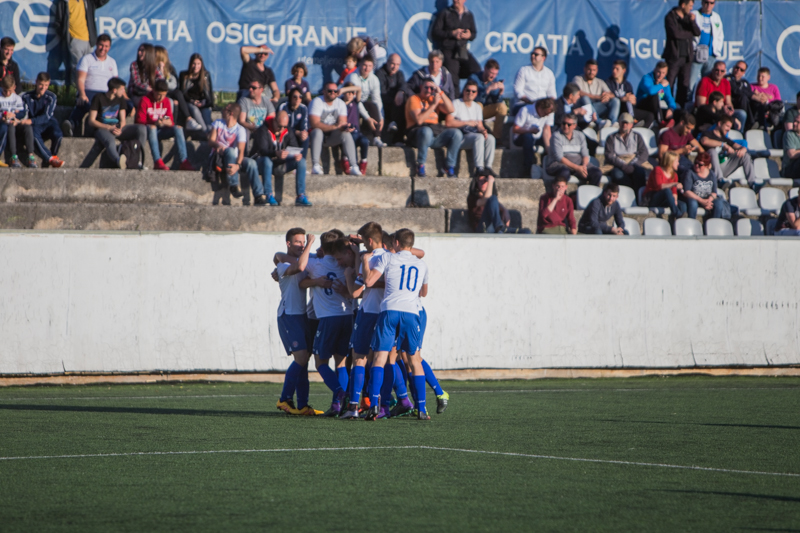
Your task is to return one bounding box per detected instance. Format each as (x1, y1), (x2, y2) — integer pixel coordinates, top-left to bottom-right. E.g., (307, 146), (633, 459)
(776, 25), (800, 76)
(0, 0), (58, 53)
(402, 12), (434, 66)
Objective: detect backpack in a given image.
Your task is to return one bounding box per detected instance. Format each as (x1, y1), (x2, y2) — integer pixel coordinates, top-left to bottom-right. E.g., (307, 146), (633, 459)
(119, 139), (144, 169)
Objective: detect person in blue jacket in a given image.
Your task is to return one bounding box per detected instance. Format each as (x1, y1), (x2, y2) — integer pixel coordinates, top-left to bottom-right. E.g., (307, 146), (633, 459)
(22, 72), (64, 168)
(636, 61), (676, 128)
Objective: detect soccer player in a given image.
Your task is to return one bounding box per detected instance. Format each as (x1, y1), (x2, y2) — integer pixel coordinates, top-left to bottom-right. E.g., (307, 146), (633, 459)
(363, 228), (430, 420)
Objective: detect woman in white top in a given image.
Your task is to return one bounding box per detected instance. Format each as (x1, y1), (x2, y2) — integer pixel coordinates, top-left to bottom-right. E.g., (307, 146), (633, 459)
(445, 80), (495, 176)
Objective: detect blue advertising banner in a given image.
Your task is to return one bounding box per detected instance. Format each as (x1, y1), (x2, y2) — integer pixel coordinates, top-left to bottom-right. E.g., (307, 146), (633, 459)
(762, 0), (800, 102)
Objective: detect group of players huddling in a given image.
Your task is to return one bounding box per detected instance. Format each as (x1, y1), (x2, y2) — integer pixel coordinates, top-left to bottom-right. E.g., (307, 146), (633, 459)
(272, 223), (449, 421)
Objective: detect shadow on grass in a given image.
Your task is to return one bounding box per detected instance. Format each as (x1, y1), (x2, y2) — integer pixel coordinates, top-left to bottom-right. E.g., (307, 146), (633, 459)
(0, 404), (287, 418)
(657, 489), (800, 504)
(599, 419), (800, 431)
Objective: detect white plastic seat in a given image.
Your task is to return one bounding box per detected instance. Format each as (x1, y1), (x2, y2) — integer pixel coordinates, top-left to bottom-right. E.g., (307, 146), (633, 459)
(729, 187), (762, 216)
(577, 185), (603, 210)
(621, 217), (641, 236)
(790, 187), (799, 199)
(727, 129), (744, 141)
(675, 218), (703, 236)
(595, 126), (619, 156)
(736, 218), (764, 236)
(617, 185), (649, 215)
(746, 129), (783, 158)
(753, 158), (793, 187)
(705, 218), (734, 236)
(634, 127), (657, 156)
(583, 128), (598, 142)
(643, 217), (671, 235)
(759, 187), (786, 214)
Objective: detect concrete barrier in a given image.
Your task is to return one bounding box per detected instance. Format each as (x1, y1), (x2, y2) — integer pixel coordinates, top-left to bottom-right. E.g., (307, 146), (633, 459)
(1, 231), (798, 375)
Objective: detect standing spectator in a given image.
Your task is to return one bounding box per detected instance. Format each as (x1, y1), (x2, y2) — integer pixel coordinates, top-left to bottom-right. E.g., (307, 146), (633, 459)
(727, 61), (753, 129)
(782, 114), (800, 180)
(0, 74), (33, 168)
(663, 0), (700, 108)
(237, 80), (276, 135)
(645, 150), (686, 219)
(446, 80), (495, 176)
(207, 103), (256, 198)
(179, 53), (214, 132)
(679, 151), (731, 219)
(285, 62), (312, 105)
(603, 113), (649, 190)
(337, 55), (358, 87)
(468, 59), (507, 140)
(636, 61), (675, 127)
(775, 194), (800, 236)
(62, 34), (118, 137)
(249, 110), (311, 207)
(405, 79), (461, 178)
(607, 60), (654, 128)
(376, 53), (407, 144)
(128, 43), (158, 103)
(431, 0), (481, 93)
(22, 72), (64, 168)
(699, 115), (755, 185)
(750, 67), (783, 130)
(466, 170), (529, 234)
(658, 110), (703, 174)
(52, 0), (109, 84)
(537, 175), (576, 234)
(573, 59), (620, 129)
(555, 83), (594, 129)
(578, 183), (627, 235)
(340, 82), (371, 176)
(237, 45), (279, 105)
(512, 47), (556, 115)
(278, 88), (309, 157)
(135, 79), (194, 172)
(0, 37), (20, 92)
(406, 50), (457, 101)
(695, 61), (741, 130)
(346, 55), (384, 146)
(85, 77), (146, 169)
(512, 97), (554, 176)
(690, 0), (724, 95)
(547, 113), (602, 186)
(309, 82), (359, 176)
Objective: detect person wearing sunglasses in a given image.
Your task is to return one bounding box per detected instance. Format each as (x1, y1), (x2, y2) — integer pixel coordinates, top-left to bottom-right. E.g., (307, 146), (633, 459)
(695, 60), (741, 131)
(405, 79), (460, 178)
(446, 80), (496, 176)
(236, 80), (276, 135)
(546, 113), (602, 186)
(511, 47), (556, 116)
(308, 82), (359, 175)
(679, 151), (734, 220)
(237, 45), (279, 105)
(689, 0), (724, 97)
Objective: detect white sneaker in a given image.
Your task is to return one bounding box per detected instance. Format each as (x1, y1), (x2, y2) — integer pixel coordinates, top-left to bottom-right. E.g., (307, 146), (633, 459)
(186, 118), (203, 131)
(372, 137), (386, 147)
(312, 164), (324, 174)
(388, 121), (398, 131)
(348, 166), (362, 176)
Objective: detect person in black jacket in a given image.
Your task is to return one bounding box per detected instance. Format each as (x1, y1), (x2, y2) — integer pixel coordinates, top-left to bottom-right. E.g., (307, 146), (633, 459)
(431, 0), (481, 93)
(52, 0), (111, 84)
(376, 53), (408, 144)
(0, 37), (20, 93)
(663, 0), (700, 108)
(250, 110), (312, 207)
(179, 53), (214, 132)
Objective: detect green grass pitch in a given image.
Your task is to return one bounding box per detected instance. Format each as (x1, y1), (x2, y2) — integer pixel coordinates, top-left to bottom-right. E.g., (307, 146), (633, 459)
(1, 377), (799, 532)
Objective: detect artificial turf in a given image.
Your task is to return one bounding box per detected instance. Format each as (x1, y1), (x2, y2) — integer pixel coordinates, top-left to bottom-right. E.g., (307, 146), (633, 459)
(0, 376), (799, 532)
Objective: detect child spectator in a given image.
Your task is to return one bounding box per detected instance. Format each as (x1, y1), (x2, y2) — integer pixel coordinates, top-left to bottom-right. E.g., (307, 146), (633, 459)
(135, 79), (194, 171)
(338, 55), (357, 86)
(179, 53), (214, 132)
(0, 74), (33, 168)
(85, 77), (147, 168)
(22, 72), (64, 167)
(285, 62), (312, 104)
(341, 82), (370, 175)
(750, 67), (783, 130)
(155, 45), (190, 128)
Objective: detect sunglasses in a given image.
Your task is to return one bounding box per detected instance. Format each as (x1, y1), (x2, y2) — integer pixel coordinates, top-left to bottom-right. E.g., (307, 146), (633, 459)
(325, 89), (338, 93)
(532, 53), (544, 57)
(464, 89), (477, 94)
(713, 69), (726, 73)
(249, 85), (261, 90)
(702, 0), (715, 4)
(422, 86), (435, 91)
(733, 66), (745, 72)
(563, 122), (577, 127)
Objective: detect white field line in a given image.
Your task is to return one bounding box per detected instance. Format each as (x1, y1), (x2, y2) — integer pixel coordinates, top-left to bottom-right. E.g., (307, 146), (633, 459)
(0, 445), (797, 478)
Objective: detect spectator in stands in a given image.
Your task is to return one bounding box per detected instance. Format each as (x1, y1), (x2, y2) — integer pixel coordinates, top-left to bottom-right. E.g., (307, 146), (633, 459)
(22, 72), (64, 168)
(573, 59), (619, 129)
(249, 110), (311, 207)
(512, 47), (556, 115)
(340, 82), (371, 176)
(728, 61), (754, 129)
(603, 112), (649, 190)
(238, 45), (279, 105)
(338, 55), (358, 87)
(679, 151), (731, 220)
(607, 60), (654, 129)
(135, 79), (194, 172)
(783, 91), (800, 131)
(346, 36), (387, 70)
(406, 50), (457, 101)
(512, 97), (554, 177)
(658, 110), (703, 174)
(555, 83), (594, 129)
(285, 62), (312, 105)
(128, 43), (158, 103)
(347, 55), (384, 147)
(237, 79), (276, 135)
(775, 194), (800, 236)
(636, 61), (675, 128)
(278, 88), (309, 157)
(52, 0), (109, 84)
(694, 91), (725, 132)
(0, 74), (33, 168)
(63, 34), (118, 137)
(376, 53), (407, 144)
(431, 0), (481, 93)
(154, 46), (191, 130)
(689, 0), (724, 95)
(446, 80), (495, 176)
(578, 183), (627, 235)
(468, 59), (507, 140)
(405, 78), (460, 178)
(537, 175), (576, 234)
(750, 67), (783, 130)
(695, 60), (742, 130)
(645, 150), (685, 219)
(86, 77), (146, 169)
(179, 54), (214, 132)
(663, 0), (700, 107)
(699, 114), (755, 186)
(547, 113), (602, 186)
(467, 169), (529, 233)
(208, 103), (255, 199)
(0, 37), (20, 92)
(782, 115), (800, 180)
(309, 82), (359, 176)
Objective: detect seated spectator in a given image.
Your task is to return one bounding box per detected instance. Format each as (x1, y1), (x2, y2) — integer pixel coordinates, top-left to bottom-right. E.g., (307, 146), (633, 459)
(573, 59), (619, 129)
(695, 60), (743, 131)
(555, 83), (594, 129)
(700, 115), (754, 186)
(22, 72), (64, 168)
(512, 47), (556, 115)
(249, 110), (311, 207)
(237, 45), (279, 104)
(135, 79), (194, 172)
(658, 110), (703, 175)
(467, 59), (507, 140)
(512, 97), (554, 176)
(679, 151), (733, 220)
(728, 61), (753, 130)
(278, 88), (309, 157)
(285, 62), (312, 104)
(179, 53), (214, 132)
(750, 67), (783, 130)
(207, 103), (256, 198)
(346, 55), (384, 146)
(85, 77), (146, 169)
(644, 150), (686, 220)
(694, 91), (725, 132)
(537, 175), (576, 234)
(0, 37), (20, 92)
(636, 61), (675, 127)
(607, 59), (654, 129)
(155, 46), (190, 129)
(775, 194), (800, 236)
(546, 113), (602, 186)
(0, 74), (33, 168)
(603, 113), (649, 190)
(431, 0), (481, 92)
(446, 80), (495, 176)
(467, 169), (529, 233)
(237, 79), (276, 136)
(406, 50), (456, 101)
(376, 53), (407, 144)
(783, 115), (800, 180)
(783, 91), (800, 131)
(128, 43), (158, 103)
(405, 78), (461, 178)
(309, 82), (359, 175)
(63, 34), (119, 137)
(337, 55), (358, 87)
(578, 183), (627, 235)
(340, 82), (371, 175)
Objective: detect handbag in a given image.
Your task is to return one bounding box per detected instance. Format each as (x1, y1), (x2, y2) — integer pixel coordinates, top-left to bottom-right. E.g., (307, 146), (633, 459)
(694, 44), (709, 64)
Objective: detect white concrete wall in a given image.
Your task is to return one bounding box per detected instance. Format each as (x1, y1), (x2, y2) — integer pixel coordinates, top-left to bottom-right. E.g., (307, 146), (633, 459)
(1, 232), (798, 374)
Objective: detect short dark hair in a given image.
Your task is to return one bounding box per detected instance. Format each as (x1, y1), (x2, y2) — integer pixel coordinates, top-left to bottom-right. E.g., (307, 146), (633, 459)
(757, 66), (770, 76)
(330, 238), (352, 256)
(553, 175), (568, 185)
(562, 83), (580, 98)
(35, 71), (50, 83)
(584, 59), (598, 67)
(485, 59), (500, 70)
(394, 228), (415, 250)
(225, 102), (241, 117)
(717, 114), (734, 126)
(154, 79), (169, 92)
(287, 87), (303, 100)
(291, 62), (308, 77)
(285, 227), (306, 242)
(0, 37), (15, 49)
(796, 90), (800, 100)
(359, 55), (374, 65)
(533, 46), (547, 58)
(96, 33), (111, 45)
(535, 97), (554, 114)
(708, 91), (724, 104)
(655, 61), (668, 71)
(679, 0), (693, 6)
(464, 80), (479, 91)
(613, 59), (627, 70)
(562, 112), (577, 124)
(320, 230), (343, 255)
(674, 109), (688, 124)
(604, 183), (620, 194)
(107, 77), (126, 91)
(1, 74), (15, 90)
(684, 113), (696, 126)
(358, 222), (383, 244)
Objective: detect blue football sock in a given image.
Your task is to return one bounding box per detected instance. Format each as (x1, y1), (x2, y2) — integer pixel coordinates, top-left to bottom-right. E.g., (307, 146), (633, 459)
(414, 375), (427, 413)
(337, 366), (349, 396)
(296, 365), (310, 409)
(280, 361), (301, 402)
(393, 363), (408, 399)
(317, 363), (342, 394)
(369, 365), (384, 405)
(422, 360), (444, 396)
(350, 366), (366, 405)
(381, 364), (395, 406)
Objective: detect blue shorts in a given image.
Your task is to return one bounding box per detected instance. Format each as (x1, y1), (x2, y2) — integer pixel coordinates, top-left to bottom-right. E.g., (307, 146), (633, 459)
(371, 310), (421, 355)
(277, 313), (310, 355)
(350, 309), (379, 355)
(313, 314), (354, 360)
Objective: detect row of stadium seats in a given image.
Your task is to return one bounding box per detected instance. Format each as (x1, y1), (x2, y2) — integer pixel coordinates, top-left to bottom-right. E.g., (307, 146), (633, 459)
(639, 217), (778, 237)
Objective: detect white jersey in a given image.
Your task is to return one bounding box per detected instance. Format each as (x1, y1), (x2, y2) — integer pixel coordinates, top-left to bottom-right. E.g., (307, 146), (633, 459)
(372, 251), (428, 315)
(276, 262), (308, 316)
(306, 255), (354, 318)
(356, 248), (385, 314)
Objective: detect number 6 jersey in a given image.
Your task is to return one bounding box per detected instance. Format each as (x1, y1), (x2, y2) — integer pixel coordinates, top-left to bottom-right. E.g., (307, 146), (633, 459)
(372, 251), (428, 315)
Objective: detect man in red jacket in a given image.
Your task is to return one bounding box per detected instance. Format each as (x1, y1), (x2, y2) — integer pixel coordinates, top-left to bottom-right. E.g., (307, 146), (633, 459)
(136, 79), (194, 171)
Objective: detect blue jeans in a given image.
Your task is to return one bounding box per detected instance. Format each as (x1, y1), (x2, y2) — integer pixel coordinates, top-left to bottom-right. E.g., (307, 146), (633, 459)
(147, 126), (187, 163)
(680, 197), (736, 220)
(351, 130), (370, 161)
(578, 96), (621, 123)
(254, 156), (307, 197)
(478, 195), (504, 232)
(650, 189), (686, 217)
(68, 90), (102, 129)
(222, 147), (258, 188)
(732, 109), (747, 132)
(32, 118), (63, 159)
(414, 126), (463, 167)
(689, 56), (716, 98)
(513, 133), (541, 175)
(609, 165), (647, 190)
